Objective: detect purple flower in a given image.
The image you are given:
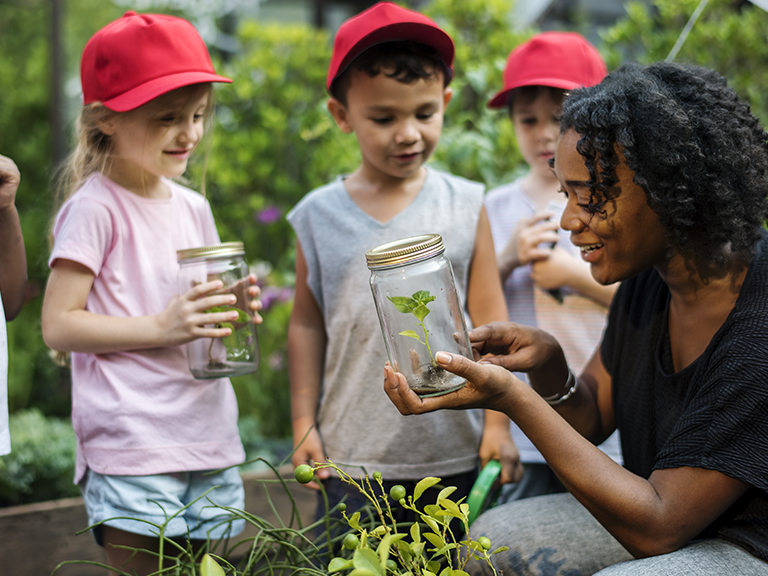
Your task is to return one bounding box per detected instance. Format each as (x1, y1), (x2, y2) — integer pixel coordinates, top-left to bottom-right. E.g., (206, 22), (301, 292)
(260, 285), (294, 311)
(255, 205), (282, 224)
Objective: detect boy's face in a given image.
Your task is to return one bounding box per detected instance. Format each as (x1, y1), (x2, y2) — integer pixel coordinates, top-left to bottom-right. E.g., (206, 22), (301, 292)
(511, 88), (562, 181)
(328, 68), (452, 183)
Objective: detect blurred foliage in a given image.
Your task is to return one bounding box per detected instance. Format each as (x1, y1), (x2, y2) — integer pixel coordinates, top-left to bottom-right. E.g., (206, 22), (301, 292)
(425, 0), (527, 187)
(0, 409), (79, 506)
(601, 0), (768, 124)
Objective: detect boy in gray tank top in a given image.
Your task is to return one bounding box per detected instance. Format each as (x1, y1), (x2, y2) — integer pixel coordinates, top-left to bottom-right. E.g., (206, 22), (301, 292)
(287, 2), (519, 524)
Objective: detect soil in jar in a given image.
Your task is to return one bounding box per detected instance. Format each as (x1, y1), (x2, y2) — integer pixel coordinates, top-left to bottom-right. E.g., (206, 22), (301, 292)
(407, 362), (466, 396)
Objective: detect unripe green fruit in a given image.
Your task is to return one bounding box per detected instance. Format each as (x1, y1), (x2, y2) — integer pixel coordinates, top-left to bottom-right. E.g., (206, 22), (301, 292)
(294, 464), (314, 484)
(478, 536), (492, 550)
(337, 502), (347, 512)
(372, 471), (382, 481)
(389, 484), (406, 502)
(343, 533), (359, 550)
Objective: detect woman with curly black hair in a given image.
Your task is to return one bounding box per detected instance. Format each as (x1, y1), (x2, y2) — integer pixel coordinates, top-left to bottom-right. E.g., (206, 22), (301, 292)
(384, 61), (768, 575)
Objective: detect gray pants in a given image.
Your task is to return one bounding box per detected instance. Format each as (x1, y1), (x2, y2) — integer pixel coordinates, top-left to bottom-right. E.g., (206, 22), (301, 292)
(467, 492), (768, 576)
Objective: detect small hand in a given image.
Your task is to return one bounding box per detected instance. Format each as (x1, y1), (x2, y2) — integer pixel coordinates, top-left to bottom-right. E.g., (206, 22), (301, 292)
(0, 154), (21, 212)
(292, 427), (330, 491)
(515, 212), (559, 266)
(157, 280), (248, 346)
(383, 356), (521, 416)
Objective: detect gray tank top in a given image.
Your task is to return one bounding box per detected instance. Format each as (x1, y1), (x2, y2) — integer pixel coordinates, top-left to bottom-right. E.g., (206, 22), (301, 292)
(287, 167), (485, 479)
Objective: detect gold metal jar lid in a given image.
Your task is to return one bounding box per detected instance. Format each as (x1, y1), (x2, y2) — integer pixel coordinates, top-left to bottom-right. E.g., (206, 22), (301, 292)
(365, 234), (444, 269)
(177, 242), (245, 262)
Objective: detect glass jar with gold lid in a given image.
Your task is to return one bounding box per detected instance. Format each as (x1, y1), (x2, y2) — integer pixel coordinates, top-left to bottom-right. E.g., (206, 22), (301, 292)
(177, 242), (259, 379)
(366, 234), (470, 397)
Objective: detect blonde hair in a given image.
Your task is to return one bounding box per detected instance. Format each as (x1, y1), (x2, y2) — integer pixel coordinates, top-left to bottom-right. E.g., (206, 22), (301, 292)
(49, 83), (217, 366)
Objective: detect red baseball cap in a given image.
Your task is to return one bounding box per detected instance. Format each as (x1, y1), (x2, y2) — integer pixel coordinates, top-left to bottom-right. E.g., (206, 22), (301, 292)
(81, 11), (232, 112)
(327, 2), (454, 93)
(488, 32), (606, 109)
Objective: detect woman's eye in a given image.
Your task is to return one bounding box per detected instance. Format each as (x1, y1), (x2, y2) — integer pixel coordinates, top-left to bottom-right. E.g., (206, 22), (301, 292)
(417, 112), (435, 120)
(372, 117), (392, 125)
(557, 188), (569, 198)
(193, 114), (204, 121)
(159, 116), (175, 123)
(521, 117), (537, 125)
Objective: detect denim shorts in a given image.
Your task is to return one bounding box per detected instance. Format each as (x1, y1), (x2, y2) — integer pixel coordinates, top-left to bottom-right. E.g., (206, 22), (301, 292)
(81, 467), (245, 545)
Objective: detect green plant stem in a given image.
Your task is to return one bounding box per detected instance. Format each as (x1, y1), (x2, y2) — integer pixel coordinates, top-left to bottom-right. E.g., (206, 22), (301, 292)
(419, 319), (436, 367)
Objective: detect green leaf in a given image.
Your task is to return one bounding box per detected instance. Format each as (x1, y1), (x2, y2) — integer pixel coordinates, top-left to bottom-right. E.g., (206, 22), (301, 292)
(423, 504), (446, 520)
(437, 486), (457, 502)
(387, 296), (417, 313)
(423, 533), (446, 550)
(410, 541), (424, 559)
(459, 503), (469, 516)
(354, 548), (383, 576)
(410, 522), (421, 543)
(491, 546), (509, 555)
(396, 540), (412, 563)
(200, 553), (226, 576)
(412, 303), (431, 322)
(413, 477), (441, 502)
(349, 511), (361, 530)
(329, 557), (355, 573)
(398, 330), (422, 340)
(411, 290), (434, 303)
(348, 570), (378, 576)
(438, 498), (462, 517)
(377, 534), (405, 567)
(450, 571), (471, 576)
(205, 306), (226, 314)
(420, 514), (441, 533)
(218, 321), (235, 332)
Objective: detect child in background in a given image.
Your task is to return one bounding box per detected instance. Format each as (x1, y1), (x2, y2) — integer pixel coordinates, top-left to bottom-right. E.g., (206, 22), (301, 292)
(40, 12), (260, 575)
(287, 2), (518, 521)
(484, 32), (621, 501)
(0, 154), (27, 456)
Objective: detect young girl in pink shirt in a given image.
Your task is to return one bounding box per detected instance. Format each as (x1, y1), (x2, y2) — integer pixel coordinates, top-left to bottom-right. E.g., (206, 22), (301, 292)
(40, 12), (260, 575)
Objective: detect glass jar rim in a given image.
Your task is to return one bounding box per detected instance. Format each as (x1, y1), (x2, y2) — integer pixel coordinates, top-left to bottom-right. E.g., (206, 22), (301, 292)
(365, 234), (445, 269)
(177, 242), (245, 262)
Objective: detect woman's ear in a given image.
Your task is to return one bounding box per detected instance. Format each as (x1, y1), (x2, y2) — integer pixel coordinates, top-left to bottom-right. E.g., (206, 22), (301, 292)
(327, 97), (353, 134)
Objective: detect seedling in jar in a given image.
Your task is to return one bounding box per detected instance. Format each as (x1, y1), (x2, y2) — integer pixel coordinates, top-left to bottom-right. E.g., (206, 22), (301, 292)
(204, 305), (251, 366)
(387, 290), (437, 367)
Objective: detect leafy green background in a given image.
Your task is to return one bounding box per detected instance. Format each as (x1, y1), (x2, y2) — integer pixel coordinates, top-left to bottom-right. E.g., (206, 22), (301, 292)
(2, 0), (768, 504)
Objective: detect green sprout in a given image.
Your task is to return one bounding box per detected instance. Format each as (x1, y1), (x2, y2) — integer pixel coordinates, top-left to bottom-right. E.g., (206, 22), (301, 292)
(387, 290), (437, 367)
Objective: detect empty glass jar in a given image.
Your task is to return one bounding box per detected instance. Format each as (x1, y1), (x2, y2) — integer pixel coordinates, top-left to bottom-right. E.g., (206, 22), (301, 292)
(366, 234), (471, 397)
(177, 242), (259, 379)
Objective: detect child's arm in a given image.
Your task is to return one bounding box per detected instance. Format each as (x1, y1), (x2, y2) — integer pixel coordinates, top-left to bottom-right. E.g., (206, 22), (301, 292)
(288, 241), (330, 490)
(41, 258), (259, 353)
(0, 155), (27, 321)
(531, 247), (617, 307)
(467, 206), (523, 485)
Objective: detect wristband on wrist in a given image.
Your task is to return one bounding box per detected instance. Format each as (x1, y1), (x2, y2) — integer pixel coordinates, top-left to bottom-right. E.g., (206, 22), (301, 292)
(541, 368), (578, 406)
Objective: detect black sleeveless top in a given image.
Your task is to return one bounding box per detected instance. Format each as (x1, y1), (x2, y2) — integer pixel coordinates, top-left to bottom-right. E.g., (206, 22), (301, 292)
(602, 230), (768, 560)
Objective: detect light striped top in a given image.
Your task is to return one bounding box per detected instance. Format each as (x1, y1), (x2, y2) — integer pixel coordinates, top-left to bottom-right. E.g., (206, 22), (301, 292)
(485, 179), (622, 463)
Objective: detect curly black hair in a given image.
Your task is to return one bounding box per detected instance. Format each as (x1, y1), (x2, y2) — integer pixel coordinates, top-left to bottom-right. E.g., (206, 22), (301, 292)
(559, 61), (768, 271)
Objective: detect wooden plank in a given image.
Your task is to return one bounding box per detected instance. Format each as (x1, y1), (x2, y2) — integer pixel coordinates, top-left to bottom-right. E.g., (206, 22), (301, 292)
(0, 468), (317, 575)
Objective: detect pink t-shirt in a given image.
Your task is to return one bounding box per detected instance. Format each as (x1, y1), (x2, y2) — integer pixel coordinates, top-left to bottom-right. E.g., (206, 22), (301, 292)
(49, 174), (244, 483)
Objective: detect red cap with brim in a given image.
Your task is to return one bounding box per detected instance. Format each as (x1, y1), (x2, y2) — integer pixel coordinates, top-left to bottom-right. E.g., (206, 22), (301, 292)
(327, 2), (454, 94)
(487, 31), (606, 109)
(82, 11), (232, 112)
